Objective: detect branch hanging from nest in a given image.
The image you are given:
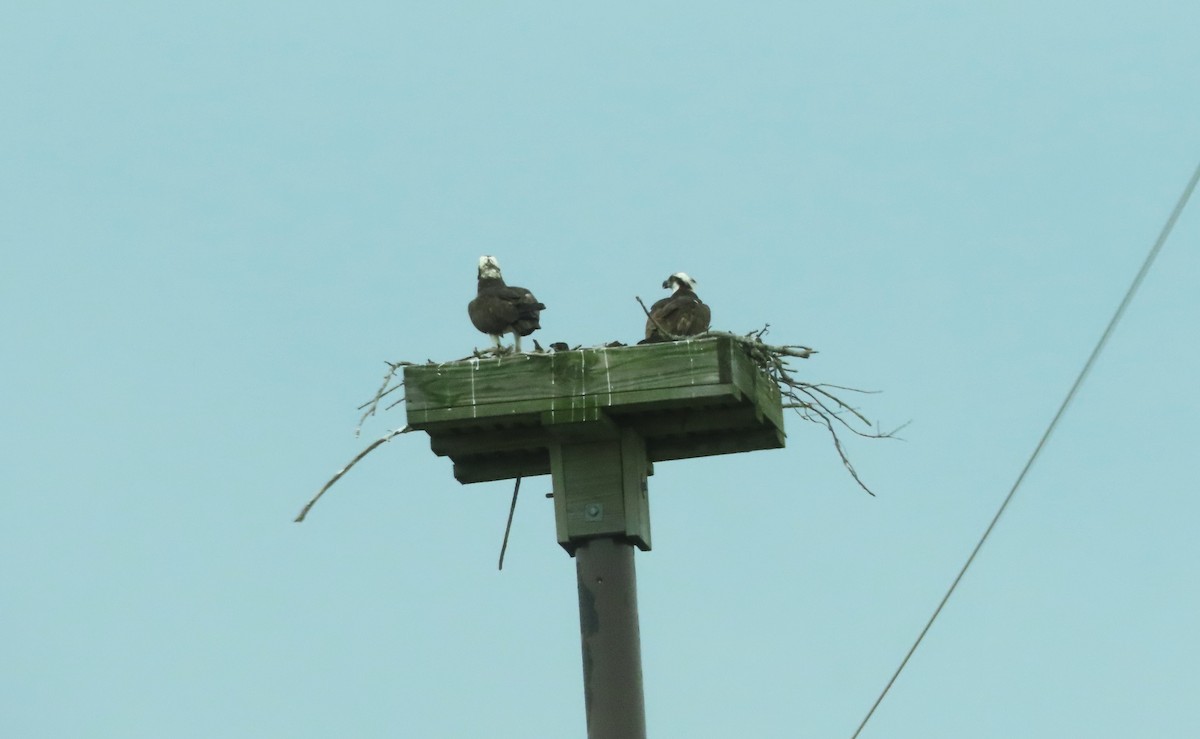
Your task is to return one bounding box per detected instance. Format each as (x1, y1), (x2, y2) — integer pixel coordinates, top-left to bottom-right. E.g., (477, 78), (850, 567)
(356, 361), (412, 435)
(301, 350), (529, 522)
(294, 426), (412, 522)
(637, 296), (902, 496)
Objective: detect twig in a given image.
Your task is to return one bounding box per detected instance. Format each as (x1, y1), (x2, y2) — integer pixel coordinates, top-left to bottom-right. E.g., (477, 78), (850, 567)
(356, 361), (411, 436)
(355, 382), (402, 411)
(294, 426), (412, 522)
(703, 329), (816, 359)
(812, 411), (876, 496)
(795, 385), (872, 432)
(806, 382), (881, 394)
(497, 476), (521, 570)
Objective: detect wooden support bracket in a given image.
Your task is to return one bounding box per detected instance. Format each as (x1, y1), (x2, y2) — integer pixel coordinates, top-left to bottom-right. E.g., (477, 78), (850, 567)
(549, 423), (652, 554)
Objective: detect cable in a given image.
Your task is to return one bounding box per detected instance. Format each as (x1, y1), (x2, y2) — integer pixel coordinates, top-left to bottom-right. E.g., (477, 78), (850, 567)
(851, 159), (1200, 739)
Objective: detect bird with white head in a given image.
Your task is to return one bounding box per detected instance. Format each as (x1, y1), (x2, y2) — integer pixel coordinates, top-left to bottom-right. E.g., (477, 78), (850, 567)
(643, 271), (711, 343)
(468, 256), (546, 353)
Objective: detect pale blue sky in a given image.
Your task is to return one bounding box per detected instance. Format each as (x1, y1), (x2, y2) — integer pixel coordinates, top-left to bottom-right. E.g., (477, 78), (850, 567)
(3, 3), (1198, 737)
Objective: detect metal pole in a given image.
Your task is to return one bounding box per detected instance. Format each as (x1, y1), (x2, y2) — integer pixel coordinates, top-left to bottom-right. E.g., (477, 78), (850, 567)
(574, 536), (647, 739)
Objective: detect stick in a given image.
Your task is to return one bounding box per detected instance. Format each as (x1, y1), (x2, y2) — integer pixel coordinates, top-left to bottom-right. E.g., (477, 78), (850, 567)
(356, 361), (411, 436)
(497, 476), (521, 570)
(294, 426), (412, 522)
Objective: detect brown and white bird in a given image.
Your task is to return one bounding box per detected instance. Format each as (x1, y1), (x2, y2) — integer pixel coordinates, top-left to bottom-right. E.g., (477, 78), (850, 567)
(642, 272), (711, 343)
(468, 255), (545, 353)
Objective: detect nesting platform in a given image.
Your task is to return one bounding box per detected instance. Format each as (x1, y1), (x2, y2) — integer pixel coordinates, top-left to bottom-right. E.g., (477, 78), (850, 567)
(405, 336), (785, 481)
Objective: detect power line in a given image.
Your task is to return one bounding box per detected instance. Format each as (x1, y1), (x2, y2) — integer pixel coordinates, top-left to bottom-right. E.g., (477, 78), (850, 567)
(851, 159), (1200, 739)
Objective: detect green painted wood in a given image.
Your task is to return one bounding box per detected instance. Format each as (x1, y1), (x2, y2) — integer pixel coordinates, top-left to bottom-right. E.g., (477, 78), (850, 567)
(454, 452), (550, 484)
(404, 337), (785, 485)
(620, 429), (651, 550)
(553, 441), (625, 541)
(406, 384), (743, 426)
(406, 340), (726, 422)
(648, 426), (785, 463)
(551, 428), (651, 552)
(430, 426), (547, 458)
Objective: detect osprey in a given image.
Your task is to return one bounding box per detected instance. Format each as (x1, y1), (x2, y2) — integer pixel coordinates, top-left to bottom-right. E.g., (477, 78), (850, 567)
(643, 272), (711, 343)
(468, 255), (545, 353)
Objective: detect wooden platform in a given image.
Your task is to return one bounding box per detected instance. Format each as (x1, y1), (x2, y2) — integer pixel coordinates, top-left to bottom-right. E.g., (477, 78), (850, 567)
(404, 336), (785, 484)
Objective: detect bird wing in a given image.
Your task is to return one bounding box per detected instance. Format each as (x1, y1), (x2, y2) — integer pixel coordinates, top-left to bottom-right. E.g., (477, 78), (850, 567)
(646, 294), (709, 339)
(677, 299), (711, 335)
(469, 290), (521, 334)
(645, 295), (675, 339)
(507, 285), (545, 336)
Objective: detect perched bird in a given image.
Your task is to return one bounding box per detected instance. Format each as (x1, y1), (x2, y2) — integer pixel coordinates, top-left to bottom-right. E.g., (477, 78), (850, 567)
(468, 255), (545, 353)
(642, 272), (711, 343)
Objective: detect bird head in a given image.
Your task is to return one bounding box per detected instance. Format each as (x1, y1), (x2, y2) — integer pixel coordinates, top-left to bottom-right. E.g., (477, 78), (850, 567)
(663, 272), (697, 292)
(477, 255), (503, 280)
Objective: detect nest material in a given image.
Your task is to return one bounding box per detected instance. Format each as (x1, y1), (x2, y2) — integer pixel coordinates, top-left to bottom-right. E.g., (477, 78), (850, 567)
(296, 306), (900, 522)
